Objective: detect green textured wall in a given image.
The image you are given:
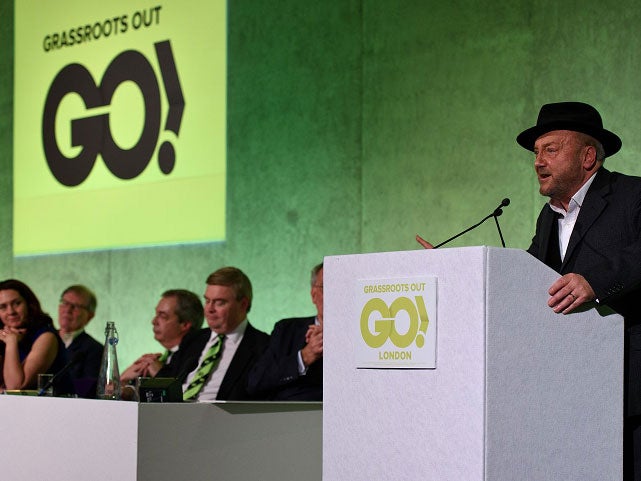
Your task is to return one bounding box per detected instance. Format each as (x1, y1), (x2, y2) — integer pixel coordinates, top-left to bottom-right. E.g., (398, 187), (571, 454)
(2, 0), (641, 367)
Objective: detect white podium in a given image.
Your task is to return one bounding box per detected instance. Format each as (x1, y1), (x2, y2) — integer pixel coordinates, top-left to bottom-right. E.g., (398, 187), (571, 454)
(323, 247), (623, 481)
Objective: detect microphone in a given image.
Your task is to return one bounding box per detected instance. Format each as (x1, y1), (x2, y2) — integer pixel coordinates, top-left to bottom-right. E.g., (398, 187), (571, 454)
(492, 198), (509, 248)
(492, 198), (510, 217)
(37, 351), (86, 396)
(431, 198), (510, 249)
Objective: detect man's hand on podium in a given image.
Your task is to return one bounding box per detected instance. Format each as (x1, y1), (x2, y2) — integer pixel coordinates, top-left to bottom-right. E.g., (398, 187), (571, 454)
(416, 234), (434, 249)
(547, 273), (596, 315)
(415, 232), (597, 316)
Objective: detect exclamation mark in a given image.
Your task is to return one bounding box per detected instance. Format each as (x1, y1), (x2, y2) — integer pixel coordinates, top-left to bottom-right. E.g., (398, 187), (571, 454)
(414, 296), (429, 348)
(154, 40), (185, 174)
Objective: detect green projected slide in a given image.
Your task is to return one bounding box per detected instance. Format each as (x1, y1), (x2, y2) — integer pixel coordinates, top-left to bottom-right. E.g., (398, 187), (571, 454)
(14, 1), (226, 255)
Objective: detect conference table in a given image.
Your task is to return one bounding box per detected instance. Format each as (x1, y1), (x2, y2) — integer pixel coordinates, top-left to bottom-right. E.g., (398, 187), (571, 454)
(0, 395), (322, 481)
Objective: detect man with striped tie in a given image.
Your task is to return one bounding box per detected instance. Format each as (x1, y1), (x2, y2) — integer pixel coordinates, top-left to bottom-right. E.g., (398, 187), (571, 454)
(181, 267), (270, 402)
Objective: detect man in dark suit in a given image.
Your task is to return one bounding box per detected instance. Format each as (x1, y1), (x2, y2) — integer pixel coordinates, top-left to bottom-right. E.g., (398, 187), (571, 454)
(181, 266), (270, 401)
(516, 102), (641, 481)
(247, 263), (324, 401)
(120, 289), (204, 384)
(57, 285), (103, 398)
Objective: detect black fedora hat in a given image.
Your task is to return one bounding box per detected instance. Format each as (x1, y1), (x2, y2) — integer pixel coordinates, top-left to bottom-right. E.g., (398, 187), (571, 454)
(516, 101), (622, 157)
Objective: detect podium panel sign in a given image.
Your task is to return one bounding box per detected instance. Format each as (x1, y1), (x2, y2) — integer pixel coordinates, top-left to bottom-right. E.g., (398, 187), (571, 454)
(357, 276), (437, 369)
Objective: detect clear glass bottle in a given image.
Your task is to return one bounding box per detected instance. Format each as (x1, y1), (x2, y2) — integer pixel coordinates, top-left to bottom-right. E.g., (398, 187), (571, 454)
(96, 321), (121, 399)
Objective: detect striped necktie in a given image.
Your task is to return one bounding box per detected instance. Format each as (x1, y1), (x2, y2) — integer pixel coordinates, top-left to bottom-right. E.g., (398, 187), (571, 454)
(158, 350), (170, 364)
(183, 335), (224, 401)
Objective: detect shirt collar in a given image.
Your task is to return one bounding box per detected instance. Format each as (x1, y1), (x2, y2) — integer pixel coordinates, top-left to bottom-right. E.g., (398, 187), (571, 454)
(549, 172), (597, 216)
(59, 328), (85, 347)
(210, 318), (247, 343)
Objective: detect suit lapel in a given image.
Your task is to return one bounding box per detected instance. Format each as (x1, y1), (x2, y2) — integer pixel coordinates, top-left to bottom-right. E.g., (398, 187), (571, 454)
(217, 323), (254, 400)
(536, 205), (557, 264)
(561, 169), (611, 271)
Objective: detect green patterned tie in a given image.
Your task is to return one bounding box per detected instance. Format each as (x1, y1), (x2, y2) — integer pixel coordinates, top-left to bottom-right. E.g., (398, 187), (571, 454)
(183, 335), (224, 400)
(158, 350), (170, 364)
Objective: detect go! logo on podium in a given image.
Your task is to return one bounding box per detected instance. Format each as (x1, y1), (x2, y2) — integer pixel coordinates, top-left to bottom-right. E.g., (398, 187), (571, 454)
(360, 296), (430, 349)
(357, 277), (437, 368)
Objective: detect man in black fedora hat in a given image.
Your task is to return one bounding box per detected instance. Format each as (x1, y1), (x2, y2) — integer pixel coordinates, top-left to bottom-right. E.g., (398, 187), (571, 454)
(416, 101), (641, 478)
(518, 101), (641, 480)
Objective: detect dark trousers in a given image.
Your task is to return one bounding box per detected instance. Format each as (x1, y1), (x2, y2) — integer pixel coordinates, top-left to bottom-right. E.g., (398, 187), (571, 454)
(624, 416), (641, 480)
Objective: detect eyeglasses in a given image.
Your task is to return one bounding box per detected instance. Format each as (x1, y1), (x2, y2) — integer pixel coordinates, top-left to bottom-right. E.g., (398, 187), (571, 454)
(59, 299), (89, 312)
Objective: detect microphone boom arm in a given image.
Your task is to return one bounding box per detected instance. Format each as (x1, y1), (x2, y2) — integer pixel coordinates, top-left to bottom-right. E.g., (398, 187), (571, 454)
(493, 212), (506, 248)
(432, 198), (510, 249)
(433, 212), (494, 248)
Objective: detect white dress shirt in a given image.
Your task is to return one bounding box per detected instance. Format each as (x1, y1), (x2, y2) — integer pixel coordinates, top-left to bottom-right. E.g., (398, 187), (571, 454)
(549, 173), (597, 261)
(182, 319), (247, 402)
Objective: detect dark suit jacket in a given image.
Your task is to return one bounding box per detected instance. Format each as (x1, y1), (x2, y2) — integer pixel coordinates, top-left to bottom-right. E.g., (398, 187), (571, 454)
(66, 331), (103, 398)
(247, 316), (323, 401)
(180, 322), (270, 401)
(155, 330), (201, 381)
(528, 168), (641, 416)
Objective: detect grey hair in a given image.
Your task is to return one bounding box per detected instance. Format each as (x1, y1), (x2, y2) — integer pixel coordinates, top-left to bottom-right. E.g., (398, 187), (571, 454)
(310, 262), (323, 288)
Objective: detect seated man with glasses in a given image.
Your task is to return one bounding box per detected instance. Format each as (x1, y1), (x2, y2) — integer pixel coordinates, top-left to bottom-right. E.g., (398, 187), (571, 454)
(58, 284), (103, 397)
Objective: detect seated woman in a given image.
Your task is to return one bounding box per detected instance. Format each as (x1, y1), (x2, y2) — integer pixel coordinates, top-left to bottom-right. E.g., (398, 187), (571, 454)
(0, 279), (68, 392)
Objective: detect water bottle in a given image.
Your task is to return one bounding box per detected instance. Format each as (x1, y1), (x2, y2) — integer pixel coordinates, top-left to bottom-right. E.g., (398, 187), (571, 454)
(96, 321), (121, 399)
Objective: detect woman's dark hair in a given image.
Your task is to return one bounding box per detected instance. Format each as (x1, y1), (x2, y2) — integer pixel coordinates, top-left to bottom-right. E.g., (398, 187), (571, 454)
(0, 279), (54, 330)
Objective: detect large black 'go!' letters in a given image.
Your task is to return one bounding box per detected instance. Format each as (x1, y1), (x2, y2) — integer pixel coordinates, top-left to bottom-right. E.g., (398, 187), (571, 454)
(41, 40), (185, 187)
